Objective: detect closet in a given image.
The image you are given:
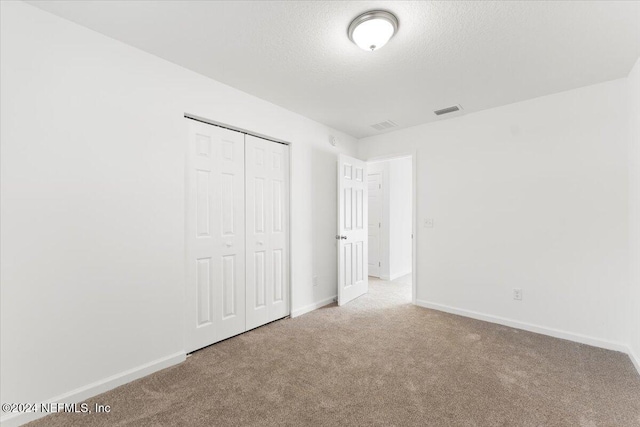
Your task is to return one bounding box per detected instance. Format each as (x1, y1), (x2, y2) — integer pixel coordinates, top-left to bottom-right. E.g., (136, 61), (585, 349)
(185, 118), (290, 353)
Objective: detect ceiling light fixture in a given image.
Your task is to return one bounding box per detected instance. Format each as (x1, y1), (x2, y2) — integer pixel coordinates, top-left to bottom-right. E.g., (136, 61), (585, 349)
(348, 10), (398, 52)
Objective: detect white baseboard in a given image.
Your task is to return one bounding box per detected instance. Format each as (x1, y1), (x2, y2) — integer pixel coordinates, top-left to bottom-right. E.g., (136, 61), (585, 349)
(629, 348), (640, 376)
(0, 351), (185, 427)
(380, 271), (412, 281)
(291, 295), (336, 318)
(389, 270), (412, 281)
(415, 299), (629, 353)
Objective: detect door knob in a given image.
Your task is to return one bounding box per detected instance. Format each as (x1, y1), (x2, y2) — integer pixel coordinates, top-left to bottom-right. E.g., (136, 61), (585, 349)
(257, 241), (264, 245)
(335, 235), (347, 240)
(225, 243), (232, 247)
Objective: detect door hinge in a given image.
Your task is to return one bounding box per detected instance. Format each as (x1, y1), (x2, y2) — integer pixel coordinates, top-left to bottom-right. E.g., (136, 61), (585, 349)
(379, 184), (381, 189)
(379, 262), (381, 267)
(379, 222), (381, 228)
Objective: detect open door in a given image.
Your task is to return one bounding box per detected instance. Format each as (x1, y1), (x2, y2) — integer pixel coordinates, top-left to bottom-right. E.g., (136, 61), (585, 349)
(337, 154), (368, 305)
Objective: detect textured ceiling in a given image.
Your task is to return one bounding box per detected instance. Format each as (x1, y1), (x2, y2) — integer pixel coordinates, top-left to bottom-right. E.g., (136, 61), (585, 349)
(27, 1), (640, 138)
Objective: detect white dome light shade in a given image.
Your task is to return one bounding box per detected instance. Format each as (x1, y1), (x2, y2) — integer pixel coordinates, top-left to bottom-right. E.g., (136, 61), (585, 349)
(348, 10), (398, 52)
(352, 19), (394, 51)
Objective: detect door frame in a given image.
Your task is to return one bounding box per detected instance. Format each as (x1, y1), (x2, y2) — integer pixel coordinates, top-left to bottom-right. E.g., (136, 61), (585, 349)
(364, 151), (417, 305)
(183, 113), (294, 352)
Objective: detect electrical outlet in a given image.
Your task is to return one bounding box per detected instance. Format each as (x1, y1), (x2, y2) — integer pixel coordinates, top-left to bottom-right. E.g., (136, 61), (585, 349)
(513, 288), (522, 301)
(424, 218), (434, 228)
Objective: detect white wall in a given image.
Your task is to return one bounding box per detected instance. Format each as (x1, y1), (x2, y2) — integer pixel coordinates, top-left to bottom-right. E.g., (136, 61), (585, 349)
(629, 57), (640, 371)
(388, 157), (413, 279)
(0, 2), (357, 424)
(359, 78), (630, 351)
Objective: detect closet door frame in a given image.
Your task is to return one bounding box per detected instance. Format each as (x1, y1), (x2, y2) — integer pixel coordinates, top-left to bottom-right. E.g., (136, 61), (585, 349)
(184, 114), (293, 353)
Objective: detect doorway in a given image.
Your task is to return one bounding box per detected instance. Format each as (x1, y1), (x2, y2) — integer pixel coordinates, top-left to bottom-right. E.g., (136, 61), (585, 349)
(367, 155), (414, 301)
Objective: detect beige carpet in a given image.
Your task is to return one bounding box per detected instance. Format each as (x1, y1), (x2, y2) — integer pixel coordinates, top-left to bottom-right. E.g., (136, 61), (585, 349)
(29, 276), (640, 426)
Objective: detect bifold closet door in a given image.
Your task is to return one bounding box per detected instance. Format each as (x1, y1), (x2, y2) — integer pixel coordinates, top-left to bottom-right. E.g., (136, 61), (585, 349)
(186, 119), (246, 353)
(245, 135), (290, 330)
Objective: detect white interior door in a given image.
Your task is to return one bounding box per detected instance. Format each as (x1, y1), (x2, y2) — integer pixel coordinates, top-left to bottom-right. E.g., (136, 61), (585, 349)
(245, 135), (290, 330)
(337, 154), (368, 305)
(368, 172), (382, 277)
(186, 119), (246, 353)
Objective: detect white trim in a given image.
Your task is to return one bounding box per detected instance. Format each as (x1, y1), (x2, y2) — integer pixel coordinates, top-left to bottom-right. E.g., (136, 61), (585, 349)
(291, 295), (336, 318)
(411, 152), (417, 305)
(288, 141), (293, 321)
(629, 348), (640, 376)
(415, 299), (630, 353)
(0, 352), (185, 427)
(380, 270), (412, 282)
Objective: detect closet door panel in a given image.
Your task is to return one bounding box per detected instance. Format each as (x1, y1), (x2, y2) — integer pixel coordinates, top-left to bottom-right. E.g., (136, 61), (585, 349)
(245, 138), (270, 330)
(246, 135), (289, 330)
(215, 132), (246, 342)
(268, 142), (289, 321)
(186, 120), (245, 352)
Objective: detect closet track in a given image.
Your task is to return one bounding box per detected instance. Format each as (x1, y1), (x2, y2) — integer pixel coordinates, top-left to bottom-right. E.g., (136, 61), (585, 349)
(184, 114), (290, 146)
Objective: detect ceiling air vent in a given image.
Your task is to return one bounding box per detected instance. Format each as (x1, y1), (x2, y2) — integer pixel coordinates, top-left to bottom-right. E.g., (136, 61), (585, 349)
(434, 105), (462, 116)
(370, 120), (398, 131)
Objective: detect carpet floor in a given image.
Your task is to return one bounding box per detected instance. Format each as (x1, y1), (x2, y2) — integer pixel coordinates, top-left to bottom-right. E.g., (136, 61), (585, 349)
(29, 276), (640, 426)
